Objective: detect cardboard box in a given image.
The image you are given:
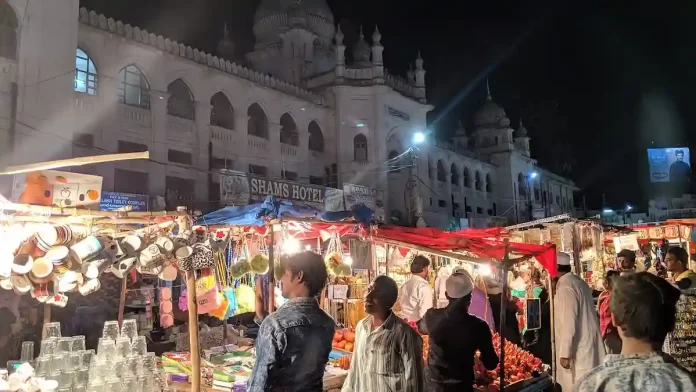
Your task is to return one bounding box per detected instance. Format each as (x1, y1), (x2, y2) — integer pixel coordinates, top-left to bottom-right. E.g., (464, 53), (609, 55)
(12, 170), (103, 209)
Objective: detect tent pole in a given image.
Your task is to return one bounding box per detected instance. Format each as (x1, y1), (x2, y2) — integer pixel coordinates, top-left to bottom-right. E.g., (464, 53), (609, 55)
(178, 207), (200, 392)
(548, 259), (557, 383)
(267, 224), (275, 314)
(499, 239), (510, 391)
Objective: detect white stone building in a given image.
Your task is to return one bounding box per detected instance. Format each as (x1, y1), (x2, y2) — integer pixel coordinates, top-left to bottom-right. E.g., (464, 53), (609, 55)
(0, 0), (576, 228)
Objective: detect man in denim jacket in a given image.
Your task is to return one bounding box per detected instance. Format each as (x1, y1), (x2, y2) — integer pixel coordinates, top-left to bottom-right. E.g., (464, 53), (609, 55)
(248, 252), (336, 392)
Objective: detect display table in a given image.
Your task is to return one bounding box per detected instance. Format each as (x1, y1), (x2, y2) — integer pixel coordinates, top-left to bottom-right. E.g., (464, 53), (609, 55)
(170, 374), (347, 391)
(474, 374), (552, 392)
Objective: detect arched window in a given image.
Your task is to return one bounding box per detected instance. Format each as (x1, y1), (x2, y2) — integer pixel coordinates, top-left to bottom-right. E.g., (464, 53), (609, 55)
(354, 134), (367, 162)
(118, 65), (150, 109)
(437, 160), (446, 182)
(167, 79), (195, 120)
(485, 173), (492, 192)
(463, 167), (471, 188)
(451, 164), (460, 185)
(518, 173), (526, 196)
(388, 150), (401, 173)
(75, 49), (97, 95)
(308, 121), (324, 152)
(210, 92), (234, 130)
(475, 171), (482, 191)
(0, 3), (17, 60)
(247, 103), (268, 139)
(279, 113), (299, 146)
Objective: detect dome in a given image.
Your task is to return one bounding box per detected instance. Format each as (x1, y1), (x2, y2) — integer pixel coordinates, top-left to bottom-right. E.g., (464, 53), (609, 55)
(473, 80), (510, 129)
(253, 0), (335, 44)
(352, 28), (370, 66)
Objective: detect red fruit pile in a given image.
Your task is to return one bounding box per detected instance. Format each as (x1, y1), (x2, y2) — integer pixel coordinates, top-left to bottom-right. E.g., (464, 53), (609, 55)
(473, 333), (543, 391)
(405, 321), (542, 391)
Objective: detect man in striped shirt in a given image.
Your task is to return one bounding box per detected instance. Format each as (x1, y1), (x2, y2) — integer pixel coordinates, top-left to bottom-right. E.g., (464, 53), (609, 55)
(341, 275), (424, 392)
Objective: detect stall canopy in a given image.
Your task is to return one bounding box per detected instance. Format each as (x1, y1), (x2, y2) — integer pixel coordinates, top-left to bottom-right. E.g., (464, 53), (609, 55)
(373, 225), (558, 275)
(196, 197), (363, 240)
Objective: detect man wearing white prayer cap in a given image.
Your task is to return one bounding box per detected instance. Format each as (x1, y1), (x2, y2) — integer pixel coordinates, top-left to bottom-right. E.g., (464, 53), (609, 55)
(417, 270), (499, 392)
(553, 251), (605, 391)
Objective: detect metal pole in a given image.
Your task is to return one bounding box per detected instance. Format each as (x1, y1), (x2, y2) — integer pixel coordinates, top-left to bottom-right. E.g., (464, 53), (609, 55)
(267, 224), (275, 314)
(499, 239), (510, 391)
(548, 267), (557, 383)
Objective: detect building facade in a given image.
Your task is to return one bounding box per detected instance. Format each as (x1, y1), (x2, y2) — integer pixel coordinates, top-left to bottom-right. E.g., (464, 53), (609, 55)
(0, 0), (576, 228)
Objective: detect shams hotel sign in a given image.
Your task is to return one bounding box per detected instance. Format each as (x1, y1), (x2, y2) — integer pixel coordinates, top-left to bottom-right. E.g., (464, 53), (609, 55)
(219, 170), (329, 209)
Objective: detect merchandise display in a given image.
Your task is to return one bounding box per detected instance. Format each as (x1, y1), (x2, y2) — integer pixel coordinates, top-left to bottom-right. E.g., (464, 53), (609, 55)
(663, 289), (696, 372)
(2, 320), (169, 391)
(406, 322), (545, 392)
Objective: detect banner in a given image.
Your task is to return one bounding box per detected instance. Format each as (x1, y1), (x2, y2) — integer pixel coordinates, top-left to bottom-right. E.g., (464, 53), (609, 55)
(219, 170), (342, 211)
(343, 183), (385, 222)
(100, 192), (149, 212)
(12, 170), (103, 209)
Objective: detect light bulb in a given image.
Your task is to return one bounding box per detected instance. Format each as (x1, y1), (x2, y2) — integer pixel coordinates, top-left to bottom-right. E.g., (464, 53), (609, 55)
(343, 255), (353, 265)
(478, 264), (492, 277)
(282, 238), (300, 255)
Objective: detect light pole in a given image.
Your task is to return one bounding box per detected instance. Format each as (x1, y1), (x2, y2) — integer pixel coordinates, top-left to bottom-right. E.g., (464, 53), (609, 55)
(526, 171), (538, 221)
(408, 132), (426, 227)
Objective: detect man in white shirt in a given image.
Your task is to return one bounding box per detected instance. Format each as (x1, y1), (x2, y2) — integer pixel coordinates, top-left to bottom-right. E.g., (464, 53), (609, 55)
(399, 255), (434, 322)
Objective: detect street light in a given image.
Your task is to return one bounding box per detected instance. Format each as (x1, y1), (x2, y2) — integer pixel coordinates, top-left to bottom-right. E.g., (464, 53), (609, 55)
(626, 204), (633, 211)
(529, 171), (538, 179)
(602, 208), (614, 214)
(412, 132), (426, 145)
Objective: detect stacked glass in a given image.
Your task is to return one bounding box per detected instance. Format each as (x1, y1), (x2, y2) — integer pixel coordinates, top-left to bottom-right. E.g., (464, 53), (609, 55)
(32, 320), (168, 391)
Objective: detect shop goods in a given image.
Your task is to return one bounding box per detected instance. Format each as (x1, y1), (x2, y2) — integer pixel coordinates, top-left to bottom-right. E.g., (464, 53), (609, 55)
(331, 329), (355, 352)
(406, 321), (543, 391)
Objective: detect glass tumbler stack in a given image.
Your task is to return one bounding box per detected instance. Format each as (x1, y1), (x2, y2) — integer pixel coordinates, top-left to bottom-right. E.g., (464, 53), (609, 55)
(33, 320), (170, 392)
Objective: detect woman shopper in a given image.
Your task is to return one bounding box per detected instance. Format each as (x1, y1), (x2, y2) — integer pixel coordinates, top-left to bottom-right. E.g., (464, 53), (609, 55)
(597, 269), (622, 354)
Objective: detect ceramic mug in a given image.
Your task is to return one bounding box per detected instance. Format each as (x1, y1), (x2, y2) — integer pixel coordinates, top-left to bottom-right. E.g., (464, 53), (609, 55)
(139, 244), (163, 267)
(121, 235), (144, 255)
(82, 256), (111, 280)
(156, 236), (175, 255)
(175, 246), (194, 271)
(70, 236), (103, 265)
(78, 279), (101, 296)
(112, 256), (137, 279)
(11, 254), (33, 275)
(158, 265), (178, 281)
(11, 275), (32, 293)
(0, 251), (13, 279)
(100, 237), (123, 261)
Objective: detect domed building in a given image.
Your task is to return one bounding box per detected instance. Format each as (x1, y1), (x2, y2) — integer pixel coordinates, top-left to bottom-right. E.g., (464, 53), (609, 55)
(0, 0), (576, 229)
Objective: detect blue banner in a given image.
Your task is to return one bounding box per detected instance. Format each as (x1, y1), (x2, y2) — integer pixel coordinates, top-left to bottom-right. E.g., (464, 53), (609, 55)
(100, 192), (148, 212)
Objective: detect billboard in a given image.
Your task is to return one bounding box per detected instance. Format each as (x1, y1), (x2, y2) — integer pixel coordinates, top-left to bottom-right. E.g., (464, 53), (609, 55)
(647, 147), (691, 183)
(100, 192), (149, 212)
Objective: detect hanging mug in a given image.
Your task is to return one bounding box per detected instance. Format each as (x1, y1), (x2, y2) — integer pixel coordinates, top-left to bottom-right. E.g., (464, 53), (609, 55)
(100, 236), (123, 261)
(70, 236), (103, 265)
(175, 246), (194, 272)
(191, 243), (215, 270)
(156, 236), (175, 255)
(112, 256), (137, 279)
(78, 279), (101, 296)
(139, 244), (163, 267)
(121, 235), (144, 256)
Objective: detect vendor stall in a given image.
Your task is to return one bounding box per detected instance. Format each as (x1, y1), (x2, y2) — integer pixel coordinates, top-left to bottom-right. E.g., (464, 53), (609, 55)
(371, 225), (558, 392)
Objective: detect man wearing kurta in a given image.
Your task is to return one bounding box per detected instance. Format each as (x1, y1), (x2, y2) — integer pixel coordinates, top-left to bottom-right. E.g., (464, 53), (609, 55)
(553, 252), (605, 391)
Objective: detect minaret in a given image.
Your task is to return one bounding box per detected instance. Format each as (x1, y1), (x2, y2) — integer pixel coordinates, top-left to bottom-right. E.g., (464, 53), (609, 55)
(407, 64), (415, 85)
(486, 78), (492, 101)
(414, 51), (426, 103)
(371, 26), (384, 82)
(515, 118), (531, 156)
(216, 21), (236, 60)
(335, 24), (345, 80)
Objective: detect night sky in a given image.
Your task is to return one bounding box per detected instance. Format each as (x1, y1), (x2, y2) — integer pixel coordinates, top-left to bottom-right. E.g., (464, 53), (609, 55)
(80, 0), (696, 210)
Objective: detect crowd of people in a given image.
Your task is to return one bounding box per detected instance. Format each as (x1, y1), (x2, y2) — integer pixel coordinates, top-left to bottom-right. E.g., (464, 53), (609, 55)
(244, 247), (696, 392)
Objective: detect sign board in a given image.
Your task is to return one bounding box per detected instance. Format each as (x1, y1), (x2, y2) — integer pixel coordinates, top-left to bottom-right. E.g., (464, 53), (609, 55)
(343, 183), (385, 222)
(219, 170), (342, 211)
(99, 192), (148, 212)
(613, 234), (640, 252)
(525, 298), (542, 331)
(12, 170), (103, 209)
(328, 285), (348, 300)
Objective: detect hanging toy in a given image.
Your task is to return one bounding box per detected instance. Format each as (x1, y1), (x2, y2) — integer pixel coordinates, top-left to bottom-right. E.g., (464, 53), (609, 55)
(250, 254), (269, 275)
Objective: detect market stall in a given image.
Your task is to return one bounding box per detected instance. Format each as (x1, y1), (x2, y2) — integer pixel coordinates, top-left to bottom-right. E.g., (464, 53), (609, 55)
(370, 225), (557, 392)
(506, 215), (606, 288)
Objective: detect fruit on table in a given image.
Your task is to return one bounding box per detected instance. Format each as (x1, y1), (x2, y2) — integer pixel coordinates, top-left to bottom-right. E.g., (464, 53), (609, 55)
(332, 329), (355, 352)
(405, 320), (543, 389)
